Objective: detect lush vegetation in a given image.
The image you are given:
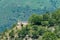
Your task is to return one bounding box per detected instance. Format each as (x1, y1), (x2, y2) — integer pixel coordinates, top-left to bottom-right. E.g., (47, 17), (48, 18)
(0, 9), (60, 40)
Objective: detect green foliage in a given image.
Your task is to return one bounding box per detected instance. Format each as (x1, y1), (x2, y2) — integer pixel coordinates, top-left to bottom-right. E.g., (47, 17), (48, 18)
(32, 25), (38, 31)
(28, 14), (42, 25)
(31, 31), (39, 39)
(54, 25), (60, 34)
(28, 9), (60, 27)
(41, 21), (49, 26)
(49, 18), (56, 26)
(42, 32), (57, 40)
(18, 26), (29, 38)
(9, 30), (15, 38)
(52, 9), (60, 20)
(56, 32), (60, 38)
(1, 9), (60, 40)
(55, 25), (60, 38)
(38, 27), (47, 36)
(43, 13), (50, 21)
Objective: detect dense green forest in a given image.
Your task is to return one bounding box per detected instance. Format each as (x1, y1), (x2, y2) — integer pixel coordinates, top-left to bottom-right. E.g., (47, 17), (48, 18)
(0, 9), (60, 40)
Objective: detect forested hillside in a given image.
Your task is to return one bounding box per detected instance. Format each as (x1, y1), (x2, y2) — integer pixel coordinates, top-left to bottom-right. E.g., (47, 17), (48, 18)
(0, 0), (60, 32)
(0, 9), (60, 40)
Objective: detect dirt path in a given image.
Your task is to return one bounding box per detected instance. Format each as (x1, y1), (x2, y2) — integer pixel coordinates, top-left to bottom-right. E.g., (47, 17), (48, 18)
(16, 21), (28, 29)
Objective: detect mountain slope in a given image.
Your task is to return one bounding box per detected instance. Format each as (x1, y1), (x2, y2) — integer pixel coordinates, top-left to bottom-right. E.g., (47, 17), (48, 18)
(0, 0), (60, 32)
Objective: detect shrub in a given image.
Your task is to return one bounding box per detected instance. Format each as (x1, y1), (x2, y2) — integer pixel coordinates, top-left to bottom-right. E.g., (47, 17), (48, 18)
(42, 32), (57, 40)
